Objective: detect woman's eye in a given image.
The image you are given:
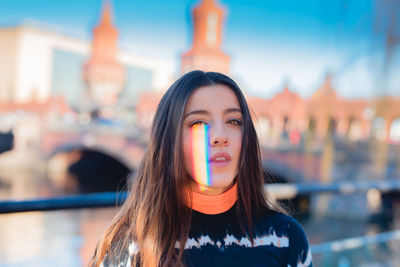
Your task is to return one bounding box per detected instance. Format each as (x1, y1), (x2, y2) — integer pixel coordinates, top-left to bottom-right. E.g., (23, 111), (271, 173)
(190, 120), (207, 127)
(228, 119), (242, 125)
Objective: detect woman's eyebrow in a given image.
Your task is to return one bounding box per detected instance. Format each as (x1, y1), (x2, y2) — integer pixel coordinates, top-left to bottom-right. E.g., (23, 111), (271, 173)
(224, 108), (241, 114)
(184, 110), (209, 118)
(184, 108), (241, 118)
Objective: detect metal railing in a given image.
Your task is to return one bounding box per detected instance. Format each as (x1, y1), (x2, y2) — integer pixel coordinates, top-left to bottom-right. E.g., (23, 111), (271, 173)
(266, 179), (400, 199)
(1, 179), (399, 214)
(0, 192), (127, 214)
(311, 229), (400, 254)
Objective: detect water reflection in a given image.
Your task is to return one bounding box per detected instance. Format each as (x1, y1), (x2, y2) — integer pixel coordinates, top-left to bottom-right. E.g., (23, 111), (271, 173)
(0, 207), (117, 266)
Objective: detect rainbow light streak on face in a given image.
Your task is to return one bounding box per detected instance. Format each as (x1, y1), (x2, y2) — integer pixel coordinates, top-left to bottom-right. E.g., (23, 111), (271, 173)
(191, 124), (212, 190)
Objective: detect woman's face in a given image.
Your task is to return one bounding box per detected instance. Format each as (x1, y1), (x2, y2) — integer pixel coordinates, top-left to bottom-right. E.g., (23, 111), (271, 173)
(182, 84), (243, 195)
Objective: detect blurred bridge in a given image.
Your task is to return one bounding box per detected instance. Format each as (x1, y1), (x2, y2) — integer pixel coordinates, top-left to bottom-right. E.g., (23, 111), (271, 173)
(40, 122), (147, 169)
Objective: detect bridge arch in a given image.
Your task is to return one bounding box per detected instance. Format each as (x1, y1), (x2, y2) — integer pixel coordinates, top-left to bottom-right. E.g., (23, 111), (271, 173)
(47, 143), (138, 193)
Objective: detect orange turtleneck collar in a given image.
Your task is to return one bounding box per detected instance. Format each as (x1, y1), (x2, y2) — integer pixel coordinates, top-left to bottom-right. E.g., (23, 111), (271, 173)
(188, 183), (238, 215)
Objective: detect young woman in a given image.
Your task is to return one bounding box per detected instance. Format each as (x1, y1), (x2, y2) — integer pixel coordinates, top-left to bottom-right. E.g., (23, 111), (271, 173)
(90, 70), (312, 267)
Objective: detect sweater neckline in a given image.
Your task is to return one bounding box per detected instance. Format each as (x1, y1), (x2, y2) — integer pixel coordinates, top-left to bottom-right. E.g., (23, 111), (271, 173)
(189, 183), (238, 215)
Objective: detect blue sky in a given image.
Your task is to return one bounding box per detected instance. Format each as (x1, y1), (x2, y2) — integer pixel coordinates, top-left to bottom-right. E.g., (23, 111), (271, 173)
(1, 0), (398, 98)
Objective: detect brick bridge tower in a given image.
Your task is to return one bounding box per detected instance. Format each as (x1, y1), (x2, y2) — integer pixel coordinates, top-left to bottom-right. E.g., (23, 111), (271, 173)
(83, 0), (125, 106)
(181, 0), (230, 75)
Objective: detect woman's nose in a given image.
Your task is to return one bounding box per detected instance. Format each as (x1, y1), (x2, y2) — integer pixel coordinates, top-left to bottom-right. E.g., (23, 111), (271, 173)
(209, 125), (228, 146)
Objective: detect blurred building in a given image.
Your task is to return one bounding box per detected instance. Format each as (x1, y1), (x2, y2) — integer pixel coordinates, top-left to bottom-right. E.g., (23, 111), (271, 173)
(0, 0), (168, 171)
(0, 2), (168, 108)
(247, 74), (400, 145)
(135, 0), (400, 144)
(0, 0), (399, 146)
(181, 0), (230, 74)
(137, 0), (232, 128)
(83, 1), (125, 107)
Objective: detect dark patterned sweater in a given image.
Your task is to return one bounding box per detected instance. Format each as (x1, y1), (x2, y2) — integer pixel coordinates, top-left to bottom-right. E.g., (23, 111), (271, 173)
(101, 205), (312, 267)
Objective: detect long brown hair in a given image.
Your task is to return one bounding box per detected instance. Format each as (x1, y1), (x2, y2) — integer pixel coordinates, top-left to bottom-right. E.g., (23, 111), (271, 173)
(89, 70), (284, 267)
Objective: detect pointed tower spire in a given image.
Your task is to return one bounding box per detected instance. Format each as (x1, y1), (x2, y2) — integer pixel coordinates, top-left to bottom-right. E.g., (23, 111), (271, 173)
(100, 0), (113, 27)
(283, 83), (290, 93)
(83, 0), (125, 106)
(181, 0), (230, 74)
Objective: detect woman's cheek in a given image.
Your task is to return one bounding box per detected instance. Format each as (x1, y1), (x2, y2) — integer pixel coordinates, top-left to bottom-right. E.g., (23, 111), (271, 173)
(183, 131), (194, 177)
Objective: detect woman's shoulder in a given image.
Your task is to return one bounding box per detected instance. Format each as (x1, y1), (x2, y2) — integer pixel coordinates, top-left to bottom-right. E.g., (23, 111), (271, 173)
(259, 209), (301, 226)
(258, 210), (313, 266)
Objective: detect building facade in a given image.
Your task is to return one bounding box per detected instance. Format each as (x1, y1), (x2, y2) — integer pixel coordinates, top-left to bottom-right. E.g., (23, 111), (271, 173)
(181, 0), (230, 74)
(0, 3), (168, 107)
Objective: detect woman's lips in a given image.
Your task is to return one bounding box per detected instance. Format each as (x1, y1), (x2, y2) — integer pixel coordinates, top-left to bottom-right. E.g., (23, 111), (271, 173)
(209, 152), (231, 168)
